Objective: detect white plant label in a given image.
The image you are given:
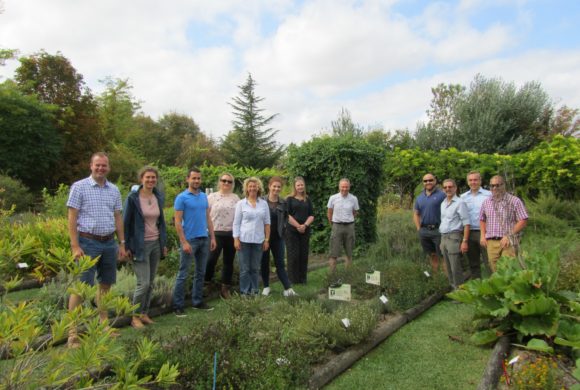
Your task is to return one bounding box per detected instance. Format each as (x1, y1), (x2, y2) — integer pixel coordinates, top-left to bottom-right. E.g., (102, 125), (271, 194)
(379, 295), (389, 304)
(329, 284), (351, 301)
(341, 318), (351, 328)
(424, 271), (431, 277)
(17, 262), (29, 269)
(365, 271), (381, 285)
(508, 356), (520, 365)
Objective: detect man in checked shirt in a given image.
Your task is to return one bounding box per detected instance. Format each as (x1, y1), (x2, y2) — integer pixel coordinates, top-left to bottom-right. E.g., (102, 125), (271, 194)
(66, 152), (127, 347)
(479, 175), (528, 272)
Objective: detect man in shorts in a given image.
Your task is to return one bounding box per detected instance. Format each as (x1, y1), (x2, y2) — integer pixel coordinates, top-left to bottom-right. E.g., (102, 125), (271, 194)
(327, 178), (359, 273)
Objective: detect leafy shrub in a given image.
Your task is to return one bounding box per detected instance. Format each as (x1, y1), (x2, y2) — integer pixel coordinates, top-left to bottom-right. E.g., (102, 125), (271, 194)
(556, 242), (580, 292)
(41, 183), (69, 217)
(287, 135), (385, 253)
(0, 175), (35, 212)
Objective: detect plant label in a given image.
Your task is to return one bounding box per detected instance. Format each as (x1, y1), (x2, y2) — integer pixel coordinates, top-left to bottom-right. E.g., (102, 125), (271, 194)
(341, 318), (351, 328)
(365, 271), (381, 285)
(379, 295), (389, 304)
(17, 262), (29, 269)
(329, 284), (351, 301)
(423, 271), (430, 277)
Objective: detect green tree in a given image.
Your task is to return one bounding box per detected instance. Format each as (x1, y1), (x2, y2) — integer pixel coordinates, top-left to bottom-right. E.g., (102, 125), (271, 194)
(221, 73), (284, 169)
(14, 51), (105, 186)
(0, 81), (62, 190)
(331, 108), (364, 137)
(96, 77), (141, 143)
(155, 112), (202, 166)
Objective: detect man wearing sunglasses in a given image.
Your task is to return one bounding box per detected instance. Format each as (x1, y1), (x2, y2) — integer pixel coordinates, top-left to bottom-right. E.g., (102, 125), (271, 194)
(479, 175), (528, 272)
(413, 173), (446, 273)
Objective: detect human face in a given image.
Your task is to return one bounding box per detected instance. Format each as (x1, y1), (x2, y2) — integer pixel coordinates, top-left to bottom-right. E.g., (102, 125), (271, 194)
(186, 171), (202, 192)
(422, 174), (436, 191)
(247, 181), (258, 198)
(489, 178), (505, 198)
(90, 156), (110, 182)
(467, 174), (481, 192)
(141, 171), (157, 190)
(220, 175), (233, 192)
(294, 180), (305, 195)
(442, 181), (457, 198)
(339, 180), (350, 196)
(269, 181), (282, 197)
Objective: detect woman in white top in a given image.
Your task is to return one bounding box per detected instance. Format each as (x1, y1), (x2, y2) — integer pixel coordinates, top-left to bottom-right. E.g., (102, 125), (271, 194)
(205, 173), (240, 298)
(233, 177), (270, 295)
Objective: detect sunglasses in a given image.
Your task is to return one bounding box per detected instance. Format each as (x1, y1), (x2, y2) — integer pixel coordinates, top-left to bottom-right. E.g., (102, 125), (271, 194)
(490, 183), (503, 188)
(220, 179), (233, 184)
(423, 179), (434, 183)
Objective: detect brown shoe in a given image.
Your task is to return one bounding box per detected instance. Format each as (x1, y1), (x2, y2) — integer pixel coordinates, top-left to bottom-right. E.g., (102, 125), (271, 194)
(67, 334), (81, 349)
(140, 314), (154, 325)
(131, 316), (145, 329)
(220, 284), (231, 299)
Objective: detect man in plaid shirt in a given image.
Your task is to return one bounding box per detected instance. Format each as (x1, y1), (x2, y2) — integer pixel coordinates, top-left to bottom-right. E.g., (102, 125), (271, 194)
(479, 175), (528, 272)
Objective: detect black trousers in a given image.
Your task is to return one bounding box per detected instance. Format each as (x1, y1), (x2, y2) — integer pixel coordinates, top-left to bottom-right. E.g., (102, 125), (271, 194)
(286, 228), (310, 284)
(204, 232), (235, 285)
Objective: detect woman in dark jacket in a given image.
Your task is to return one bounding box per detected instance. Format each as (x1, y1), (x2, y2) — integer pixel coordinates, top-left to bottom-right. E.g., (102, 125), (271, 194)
(286, 177), (314, 284)
(124, 166), (167, 328)
(260, 176), (297, 297)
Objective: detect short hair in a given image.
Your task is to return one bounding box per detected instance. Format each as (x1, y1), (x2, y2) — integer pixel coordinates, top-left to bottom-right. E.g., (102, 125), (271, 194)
(490, 175), (505, 184)
(268, 176), (284, 187)
(187, 167), (201, 177)
(243, 177), (264, 198)
(290, 176), (308, 199)
(217, 172), (236, 191)
(442, 178), (456, 187)
(90, 152), (109, 163)
(339, 178), (350, 186)
(467, 171), (481, 179)
(422, 173), (437, 183)
(138, 166), (159, 180)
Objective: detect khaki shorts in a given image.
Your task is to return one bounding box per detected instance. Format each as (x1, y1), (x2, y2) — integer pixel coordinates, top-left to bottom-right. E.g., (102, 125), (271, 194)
(486, 239), (516, 272)
(329, 222), (355, 258)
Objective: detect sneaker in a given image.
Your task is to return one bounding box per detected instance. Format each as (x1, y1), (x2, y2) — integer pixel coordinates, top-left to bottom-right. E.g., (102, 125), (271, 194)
(174, 308), (187, 317)
(192, 303), (214, 311)
(262, 287), (271, 296)
(283, 288), (298, 297)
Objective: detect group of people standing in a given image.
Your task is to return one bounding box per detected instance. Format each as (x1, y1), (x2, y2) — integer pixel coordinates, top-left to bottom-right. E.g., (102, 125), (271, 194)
(413, 171), (529, 289)
(67, 152), (525, 348)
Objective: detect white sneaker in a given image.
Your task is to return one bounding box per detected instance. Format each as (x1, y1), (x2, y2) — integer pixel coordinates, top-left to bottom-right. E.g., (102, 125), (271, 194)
(262, 287), (271, 296)
(283, 288), (298, 297)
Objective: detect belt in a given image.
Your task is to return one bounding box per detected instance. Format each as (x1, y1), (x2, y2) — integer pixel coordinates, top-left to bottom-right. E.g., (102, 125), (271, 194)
(333, 222), (354, 225)
(421, 224), (439, 230)
(488, 237), (503, 240)
(79, 231), (115, 242)
(441, 231), (461, 236)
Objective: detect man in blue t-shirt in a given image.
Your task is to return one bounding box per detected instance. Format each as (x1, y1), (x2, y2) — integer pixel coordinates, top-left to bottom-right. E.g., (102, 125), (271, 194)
(172, 168), (216, 316)
(413, 173), (446, 274)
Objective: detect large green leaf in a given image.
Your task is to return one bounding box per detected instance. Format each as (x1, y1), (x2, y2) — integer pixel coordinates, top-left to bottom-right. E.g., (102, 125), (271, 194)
(446, 289), (473, 304)
(557, 319), (580, 342)
(513, 312), (559, 336)
(470, 329), (499, 345)
(512, 338), (554, 354)
(511, 295), (558, 316)
(554, 337), (580, 348)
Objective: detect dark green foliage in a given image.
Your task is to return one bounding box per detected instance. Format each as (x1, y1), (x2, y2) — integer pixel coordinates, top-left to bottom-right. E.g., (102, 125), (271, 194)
(221, 73), (285, 169)
(0, 82), (62, 190)
(287, 135), (385, 253)
(14, 51), (106, 187)
(0, 174), (35, 212)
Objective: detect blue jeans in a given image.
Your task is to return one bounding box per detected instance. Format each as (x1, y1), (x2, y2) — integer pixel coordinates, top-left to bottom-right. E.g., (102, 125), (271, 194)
(172, 237), (209, 309)
(238, 242), (263, 295)
(78, 236), (118, 286)
(261, 235), (291, 290)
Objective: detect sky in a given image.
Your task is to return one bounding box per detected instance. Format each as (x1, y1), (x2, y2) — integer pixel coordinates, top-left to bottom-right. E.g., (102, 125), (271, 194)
(1, 0), (579, 145)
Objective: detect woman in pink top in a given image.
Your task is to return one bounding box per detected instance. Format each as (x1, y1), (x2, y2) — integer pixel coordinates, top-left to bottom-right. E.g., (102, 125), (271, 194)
(124, 166), (167, 328)
(204, 173), (240, 298)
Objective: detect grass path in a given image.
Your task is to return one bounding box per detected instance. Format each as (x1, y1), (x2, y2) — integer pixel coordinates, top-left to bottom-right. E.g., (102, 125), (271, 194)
(326, 300), (491, 390)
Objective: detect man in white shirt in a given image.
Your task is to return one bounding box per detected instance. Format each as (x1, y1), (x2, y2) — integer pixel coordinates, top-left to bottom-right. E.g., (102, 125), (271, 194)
(461, 171), (491, 278)
(327, 178), (359, 273)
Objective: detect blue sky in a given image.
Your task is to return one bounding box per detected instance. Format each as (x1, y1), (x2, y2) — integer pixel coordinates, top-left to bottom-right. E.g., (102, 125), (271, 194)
(1, 0), (579, 144)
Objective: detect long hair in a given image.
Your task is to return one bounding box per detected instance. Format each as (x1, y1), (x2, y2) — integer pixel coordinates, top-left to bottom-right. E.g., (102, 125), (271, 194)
(290, 176), (308, 199)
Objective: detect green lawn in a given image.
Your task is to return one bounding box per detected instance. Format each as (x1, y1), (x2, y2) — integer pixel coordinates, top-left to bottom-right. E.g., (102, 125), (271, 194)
(326, 300), (490, 390)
